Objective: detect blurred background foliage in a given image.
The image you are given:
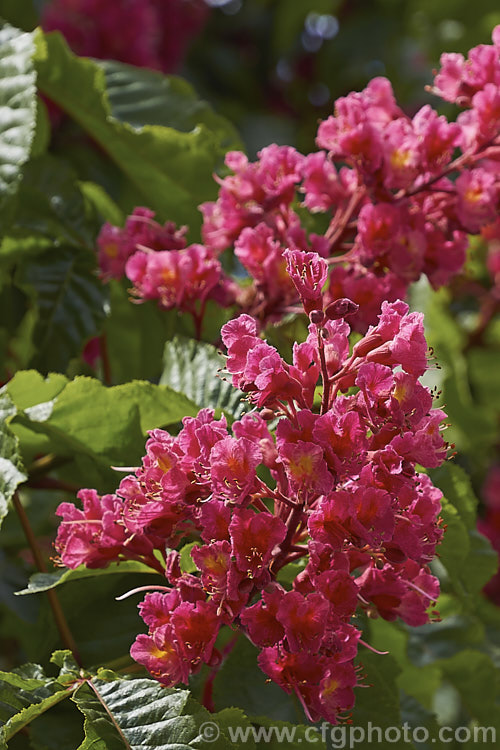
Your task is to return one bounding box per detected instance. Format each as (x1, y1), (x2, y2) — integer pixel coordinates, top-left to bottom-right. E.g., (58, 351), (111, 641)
(187, 0), (500, 154)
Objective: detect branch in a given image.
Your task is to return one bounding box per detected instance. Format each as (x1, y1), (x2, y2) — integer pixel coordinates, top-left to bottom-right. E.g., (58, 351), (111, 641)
(12, 491), (82, 666)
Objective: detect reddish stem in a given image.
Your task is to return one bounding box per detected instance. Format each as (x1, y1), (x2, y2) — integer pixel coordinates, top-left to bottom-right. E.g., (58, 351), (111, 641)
(251, 495), (272, 514)
(99, 334), (112, 385)
(394, 138), (498, 202)
(192, 300), (207, 341)
(202, 631), (240, 712)
(465, 295), (500, 350)
(271, 501), (305, 575)
(26, 476), (79, 493)
(317, 328), (331, 416)
(327, 188), (365, 251)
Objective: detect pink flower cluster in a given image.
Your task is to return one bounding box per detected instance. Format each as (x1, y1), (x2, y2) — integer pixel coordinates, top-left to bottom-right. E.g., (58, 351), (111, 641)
(96, 27), (500, 335)
(42, 0), (209, 73)
(97, 207), (236, 333)
(55, 259), (447, 723)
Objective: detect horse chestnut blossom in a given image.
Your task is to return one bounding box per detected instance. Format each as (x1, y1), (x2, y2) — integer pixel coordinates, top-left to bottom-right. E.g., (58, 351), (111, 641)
(54, 255), (449, 723)
(199, 24), (500, 331)
(96, 27), (500, 335)
(97, 207), (237, 336)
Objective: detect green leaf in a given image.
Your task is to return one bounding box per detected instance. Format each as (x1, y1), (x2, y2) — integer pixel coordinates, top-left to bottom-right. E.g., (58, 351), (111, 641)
(366, 616), (450, 732)
(17, 244), (107, 374)
(1, 688), (70, 743)
(79, 181), (125, 227)
(101, 60), (240, 148)
(0, 666), (71, 745)
(4, 370), (68, 411)
(49, 650), (80, 678)
(246, 716), (325, 749)
(179, 542), (201, 575)
(399, 691), (440, 747)
(160, 337), (246, 420)
(104, 281), (177, 385)
(0, 154), (110, 374)
(7, 374), (199, 488)
(0, 394), (26, 528)
(3, 154), (101, 257)
(38, 377), (197, 449)
(424, 289), (497, 474)
(276, 559), (307, 588)
(352, 652), (402, 732)
(16, 560), (156, 596)
(432, 464), (498, 599)
(436, 498), (470, 596)
(31, 95), (50, 158)
(468, 348), (500, 411)
(213, 637), (301, 723)
(439, 650), (500, 729)
(211, 708), (255, 750)
(72, 678), (235, 749)
(35, 32), (240, 232)
(0, 22), (37, 232)
(0, 1), (37, 31)
(398, 665), (443, 713)
(407, 615), (485, 666)
(433, 463), (477, 528)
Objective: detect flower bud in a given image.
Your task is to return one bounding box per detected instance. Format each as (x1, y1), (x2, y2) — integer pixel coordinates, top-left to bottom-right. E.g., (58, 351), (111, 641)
(260, 408), (276, 421)
(383, 544), (407, 564)
(352, 332), (384, 359)
(325, 298), (359, 320)
(309, 309), (325, 325)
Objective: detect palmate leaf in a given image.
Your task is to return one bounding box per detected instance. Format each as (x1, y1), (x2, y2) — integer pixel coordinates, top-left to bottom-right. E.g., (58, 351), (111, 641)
(72, 679), (236, 750)
(6, 372), (199, 490)
(1, 154), (109, 374)
(0, 22), (37, 232)
(0, 654), (245, 749)
(35, 31), (240, 233)
(79, 181), (125, 227)
(0, 665), (72, 747)
(2, 662), (251, 749)
(18, 244), (107, 374)
(101, 60), (239, 147)
(437, 650), (499, 729)
(160, 337), (247, 420)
